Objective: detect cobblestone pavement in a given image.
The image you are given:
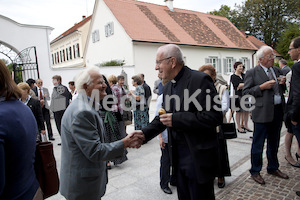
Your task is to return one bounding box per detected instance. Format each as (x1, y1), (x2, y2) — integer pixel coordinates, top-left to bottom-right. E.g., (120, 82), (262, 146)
(216, 137), (300, 200)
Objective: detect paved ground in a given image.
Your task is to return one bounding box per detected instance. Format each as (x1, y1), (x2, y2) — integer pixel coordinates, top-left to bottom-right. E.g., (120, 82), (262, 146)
(48, 100), (300, 200)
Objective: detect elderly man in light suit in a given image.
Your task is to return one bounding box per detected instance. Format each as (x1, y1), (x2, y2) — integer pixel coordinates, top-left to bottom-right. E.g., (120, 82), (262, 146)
(33, 79), (54, 140)
(243, 46), (289, 185)
(59, 67), (142, 200)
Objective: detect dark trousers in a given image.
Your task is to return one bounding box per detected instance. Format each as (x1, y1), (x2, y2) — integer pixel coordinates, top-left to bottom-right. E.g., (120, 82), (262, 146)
(176, 144), (215, 200)
(160, 145), (172, 189)
(250, 105), (283, 175)
(42, 107), (53, 138)
(217, 138), (231, 178)
(53, 110), (65, 135)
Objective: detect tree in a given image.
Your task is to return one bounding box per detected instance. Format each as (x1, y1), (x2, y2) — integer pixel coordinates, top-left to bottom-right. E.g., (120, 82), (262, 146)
(276, 23), (300, 59)
(209, 5), (233, 20)
(209, 0), (300, 49)
(239, 0), (300, 48)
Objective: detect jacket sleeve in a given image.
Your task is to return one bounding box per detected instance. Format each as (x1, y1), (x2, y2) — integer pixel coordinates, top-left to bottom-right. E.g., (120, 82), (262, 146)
(142, 116), (166, 142)
(71, 110), (124, 162)
(31, 100), (45, 131)
(44, 88), (50, 101)
(291, 65), (300, 122)
(243, 70), (263, 98)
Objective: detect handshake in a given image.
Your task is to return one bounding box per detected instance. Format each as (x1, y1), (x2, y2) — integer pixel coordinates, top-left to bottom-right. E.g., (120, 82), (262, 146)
(122, 131), (145, 149)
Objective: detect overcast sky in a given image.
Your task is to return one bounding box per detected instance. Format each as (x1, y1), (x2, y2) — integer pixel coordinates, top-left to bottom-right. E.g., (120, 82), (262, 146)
(0, 0), (245, 41)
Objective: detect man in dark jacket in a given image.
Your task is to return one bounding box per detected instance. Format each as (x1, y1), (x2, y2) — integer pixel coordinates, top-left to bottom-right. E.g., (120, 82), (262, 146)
(131, 44), (222, 200)
(286, 36), (300, 196)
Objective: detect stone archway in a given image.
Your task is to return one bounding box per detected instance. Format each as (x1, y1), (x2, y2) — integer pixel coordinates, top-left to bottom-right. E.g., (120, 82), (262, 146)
(0, 41), (39, 83)
(0, 41), (19, 63)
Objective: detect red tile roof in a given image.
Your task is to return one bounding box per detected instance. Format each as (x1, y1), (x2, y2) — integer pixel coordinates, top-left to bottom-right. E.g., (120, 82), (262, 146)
(51, 15), (92, 44)
(240, 31), (281, 56)
(103, 0), (257, 50)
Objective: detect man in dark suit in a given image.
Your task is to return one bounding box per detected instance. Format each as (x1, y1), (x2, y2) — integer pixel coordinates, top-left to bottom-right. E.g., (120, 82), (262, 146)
(279, 59), (291, 76)
(286, 36), (300, 196)
(33, 79), (54, 140)
(26, 78), (38, 99)
(131, 44), (222, 200)
(50, 75), (72, 145)
(243, 46), (289, 185)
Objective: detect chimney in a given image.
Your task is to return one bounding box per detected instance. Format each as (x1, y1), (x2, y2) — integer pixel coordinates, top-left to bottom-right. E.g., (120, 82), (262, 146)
(82, 15), (86, 20)
(164, 0), (174, 12)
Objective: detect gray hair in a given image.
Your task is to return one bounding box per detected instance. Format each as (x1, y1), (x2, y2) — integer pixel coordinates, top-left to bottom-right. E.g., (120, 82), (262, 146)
(75, 66), (100, 92)
(158, 44), (184, 66)
(279, 59), (287, 65)
(256, 46), (273, 60)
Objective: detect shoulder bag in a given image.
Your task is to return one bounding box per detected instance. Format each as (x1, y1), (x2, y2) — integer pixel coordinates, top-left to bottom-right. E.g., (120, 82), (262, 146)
(34, 141), (59, 199)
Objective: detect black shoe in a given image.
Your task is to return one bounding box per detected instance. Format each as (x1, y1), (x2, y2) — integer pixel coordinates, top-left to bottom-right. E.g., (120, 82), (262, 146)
(296, 191), (300, 197)
(285, 156), (300, 168)
(296, 153), (300, 161)
(237, 129), (246, 133)
(243, 127), (253, 132)
(162, 187), (172, 194)
(57, 143), (61, 146)
(217, 177), (225, 188)
(49, 137), (55, 141)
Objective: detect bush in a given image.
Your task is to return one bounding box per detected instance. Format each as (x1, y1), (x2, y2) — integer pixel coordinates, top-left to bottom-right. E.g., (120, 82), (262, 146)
(100, 59), (125, 66)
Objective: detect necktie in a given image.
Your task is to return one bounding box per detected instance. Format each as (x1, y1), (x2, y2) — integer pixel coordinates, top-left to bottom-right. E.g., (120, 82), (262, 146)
(267, 68), (279, 95)
(39, 88), (43, 100)
(39, 88), (44, 107)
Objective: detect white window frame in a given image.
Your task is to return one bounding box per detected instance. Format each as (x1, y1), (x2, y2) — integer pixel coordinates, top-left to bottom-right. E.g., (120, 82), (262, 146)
(105, 22), (114, 37)
(226, 57), (233, 74)
(205, 57), (221, 73)
(241, 57), (250, 70)
(92, 29), (100, 43)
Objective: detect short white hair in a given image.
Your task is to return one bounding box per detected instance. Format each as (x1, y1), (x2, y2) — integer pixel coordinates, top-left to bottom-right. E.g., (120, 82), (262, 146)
(75, 66), (100, 92)
(256, 46), (273, 60)
(158, 44), (184, 66)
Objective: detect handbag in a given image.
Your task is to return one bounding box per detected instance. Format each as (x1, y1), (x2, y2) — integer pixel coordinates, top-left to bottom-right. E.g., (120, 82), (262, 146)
(34, 141), (59, 199)
(221, 115), (237, 139)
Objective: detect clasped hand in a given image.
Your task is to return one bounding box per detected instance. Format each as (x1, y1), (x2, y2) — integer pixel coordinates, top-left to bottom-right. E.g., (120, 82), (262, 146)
(122, 130), (145, 149)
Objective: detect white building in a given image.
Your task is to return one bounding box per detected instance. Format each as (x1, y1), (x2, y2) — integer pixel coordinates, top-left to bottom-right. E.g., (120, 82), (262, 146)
(0, 14), (53, 85)
(50, 15), (92, 69)
(85, 0), (258, 91)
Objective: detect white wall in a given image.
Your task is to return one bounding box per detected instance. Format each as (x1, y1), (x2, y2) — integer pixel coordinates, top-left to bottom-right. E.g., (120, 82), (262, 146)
(97, 65), (135, 90)
(133, 42), (255, 98)
(133, 43), (161, 99)
(180, 45), (255, 82)
(0, 15), (58, 95)
(85, 0), (134, 67)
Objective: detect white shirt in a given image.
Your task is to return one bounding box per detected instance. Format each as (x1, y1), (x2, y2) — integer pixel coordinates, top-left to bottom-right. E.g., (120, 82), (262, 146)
(260, 65), (281, 105)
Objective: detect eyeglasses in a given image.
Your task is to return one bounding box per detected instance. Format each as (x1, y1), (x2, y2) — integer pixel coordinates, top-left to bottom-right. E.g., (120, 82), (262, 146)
(288, 48), (295, 52)
(265, 54), (276, 60)
(156, 57), (172, 65)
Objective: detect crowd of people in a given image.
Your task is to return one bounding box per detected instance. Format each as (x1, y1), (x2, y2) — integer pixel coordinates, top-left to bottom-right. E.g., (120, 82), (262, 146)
(1, 37), (300, 200)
